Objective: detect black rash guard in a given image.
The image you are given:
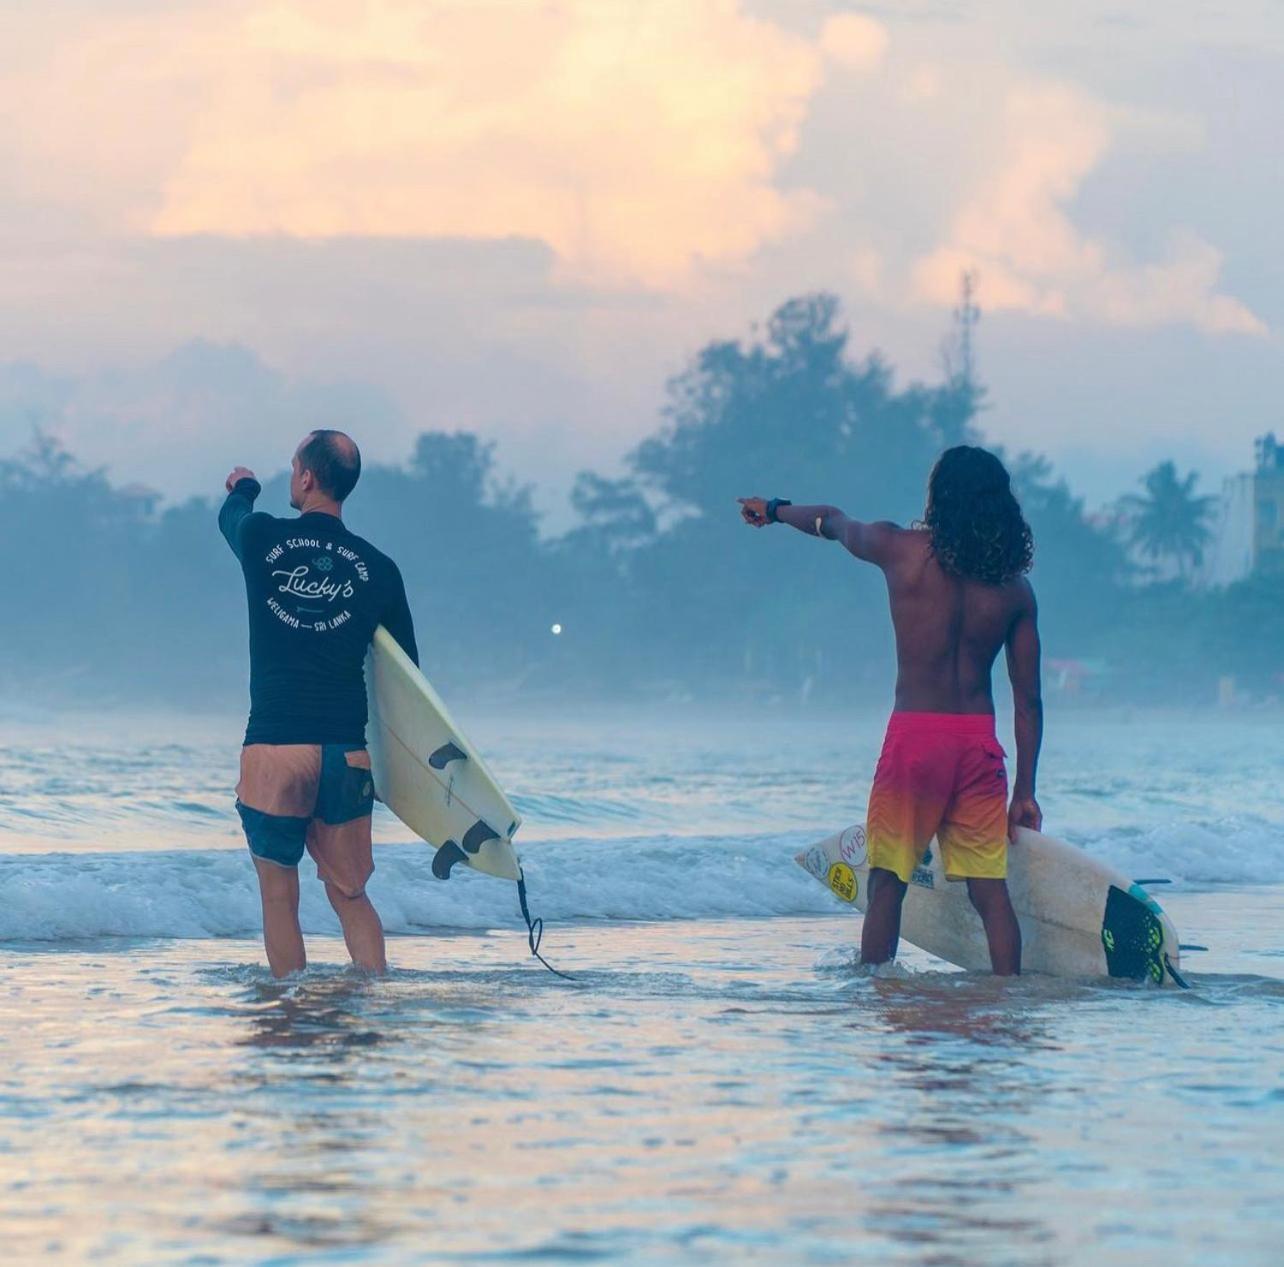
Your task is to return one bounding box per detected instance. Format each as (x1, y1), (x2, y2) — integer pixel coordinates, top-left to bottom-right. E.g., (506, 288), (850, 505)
(219, 478), (419, 746)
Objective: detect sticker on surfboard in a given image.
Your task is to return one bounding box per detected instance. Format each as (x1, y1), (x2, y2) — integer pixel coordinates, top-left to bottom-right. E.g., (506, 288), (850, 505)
(1101, 884), (1166, 983)
(801, 846), (829, 881)
(909, 866), (935, 889)
(838, 826), (866, 868)
(910, 843), (935, 889)
(827, 862), (858, 903)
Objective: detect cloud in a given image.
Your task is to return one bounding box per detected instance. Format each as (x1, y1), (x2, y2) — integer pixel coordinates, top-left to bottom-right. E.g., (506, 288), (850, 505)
(911, 81), (1266, 336)
(1, 2), (896, 292)
(147, 0), (839, 289)
(0, 340), (408, 498)
(901, 63), (942, 103)
(1093, 232), (1266, 335)
(0, 0), (1270, 508)
(0, 233), (687, 513)
(849, 246), (884, 296)
(820, 13), (889, 71)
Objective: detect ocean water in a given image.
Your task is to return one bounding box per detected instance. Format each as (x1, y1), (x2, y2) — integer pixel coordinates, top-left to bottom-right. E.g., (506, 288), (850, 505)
(1, 706), (1282, 1265)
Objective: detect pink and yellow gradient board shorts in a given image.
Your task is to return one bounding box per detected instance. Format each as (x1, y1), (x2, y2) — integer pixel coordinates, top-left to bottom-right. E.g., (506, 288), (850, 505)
(866, 712), (1009, 884)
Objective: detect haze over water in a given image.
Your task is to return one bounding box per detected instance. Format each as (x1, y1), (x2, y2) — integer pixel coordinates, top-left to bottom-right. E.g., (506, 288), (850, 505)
(1, 707), (1281, 1264)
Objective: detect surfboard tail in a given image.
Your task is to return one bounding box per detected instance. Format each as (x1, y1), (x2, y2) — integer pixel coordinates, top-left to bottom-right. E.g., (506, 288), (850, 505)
(1101, 884), (1185, 987)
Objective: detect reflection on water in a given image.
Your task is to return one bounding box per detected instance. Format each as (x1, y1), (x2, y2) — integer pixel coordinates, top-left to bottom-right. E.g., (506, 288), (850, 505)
(238, 977), (390, 1053)
(2, 910), (1280, 1266)
(857, 978), (1059, 1264)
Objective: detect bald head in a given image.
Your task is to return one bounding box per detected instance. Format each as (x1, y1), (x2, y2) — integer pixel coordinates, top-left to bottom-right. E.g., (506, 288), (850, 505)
(295, 430), (361, 503)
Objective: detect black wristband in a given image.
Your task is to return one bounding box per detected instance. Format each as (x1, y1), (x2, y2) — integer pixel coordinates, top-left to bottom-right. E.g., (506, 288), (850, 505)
(765, 497), (791, 524)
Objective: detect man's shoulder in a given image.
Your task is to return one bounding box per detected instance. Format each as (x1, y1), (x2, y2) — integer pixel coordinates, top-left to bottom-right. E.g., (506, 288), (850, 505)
(237, 510), (279, 540)
(1009, 574), (1037, 609)
(341, 528), (400, 576)
(887, 522), (925, 545)
(880, 523), (930, 561)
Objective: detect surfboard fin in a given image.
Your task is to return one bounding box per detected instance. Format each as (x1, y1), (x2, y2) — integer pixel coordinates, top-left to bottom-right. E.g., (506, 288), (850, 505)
(431, 840), (468, 879)
(428, 741), (467, 770)
(431, 823), (503, 876)
(462, 819), (500, 854)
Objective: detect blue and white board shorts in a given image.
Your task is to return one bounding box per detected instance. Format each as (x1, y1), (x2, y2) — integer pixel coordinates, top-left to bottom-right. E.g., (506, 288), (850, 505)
(236, 744), (375, 896)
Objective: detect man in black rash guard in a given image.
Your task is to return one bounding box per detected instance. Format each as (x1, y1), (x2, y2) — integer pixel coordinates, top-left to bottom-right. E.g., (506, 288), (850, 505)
(220, 430), (418, 977)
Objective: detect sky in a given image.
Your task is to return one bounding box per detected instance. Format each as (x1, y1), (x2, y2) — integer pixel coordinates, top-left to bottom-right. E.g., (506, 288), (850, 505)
(0, 0), (1280, 523)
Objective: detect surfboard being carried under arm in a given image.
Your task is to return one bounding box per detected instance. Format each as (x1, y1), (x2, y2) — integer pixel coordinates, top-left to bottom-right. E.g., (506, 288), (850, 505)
(364, 625), (522, 882)
(365, 626), (571, 978)
(797, 823), (1188, 987)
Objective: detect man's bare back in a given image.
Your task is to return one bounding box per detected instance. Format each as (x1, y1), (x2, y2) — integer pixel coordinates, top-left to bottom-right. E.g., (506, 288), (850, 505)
(878, 525), (1037, 716)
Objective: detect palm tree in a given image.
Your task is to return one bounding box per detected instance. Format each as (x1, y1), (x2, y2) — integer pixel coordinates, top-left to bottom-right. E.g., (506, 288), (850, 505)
(1119, 461), (1216, 581)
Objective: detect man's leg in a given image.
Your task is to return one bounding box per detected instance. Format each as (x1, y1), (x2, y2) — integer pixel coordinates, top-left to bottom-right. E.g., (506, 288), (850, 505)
(942, 733), (1021, 976)
(237, 744), (321, 977)
(966, 878), (1021, 976)
(860, 867), (909, 965)
(310, 746), (385, 973)
(864, 717), (953, 968)
(253, 856), (306, 977)
(324, 881), (387, 974)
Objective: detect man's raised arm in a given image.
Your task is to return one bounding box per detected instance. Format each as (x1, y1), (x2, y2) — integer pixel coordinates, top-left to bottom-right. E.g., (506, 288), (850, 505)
(738, 496), (898, 565)
(219, 466), (261, 560)
(1005, 580), (1044, 840)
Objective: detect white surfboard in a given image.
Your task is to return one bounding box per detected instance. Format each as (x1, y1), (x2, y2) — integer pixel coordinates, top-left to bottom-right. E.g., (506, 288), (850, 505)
(797, 823), (1186, 986)
(364, 626), (521, 882)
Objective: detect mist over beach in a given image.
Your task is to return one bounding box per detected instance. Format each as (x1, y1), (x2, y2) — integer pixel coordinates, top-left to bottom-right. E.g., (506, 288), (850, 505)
(0, 289), (1281, 714)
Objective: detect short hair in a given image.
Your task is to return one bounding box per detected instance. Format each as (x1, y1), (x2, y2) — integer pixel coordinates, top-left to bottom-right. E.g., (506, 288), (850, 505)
(297, 430), (361, 502)
(923, 446), (1034, 585)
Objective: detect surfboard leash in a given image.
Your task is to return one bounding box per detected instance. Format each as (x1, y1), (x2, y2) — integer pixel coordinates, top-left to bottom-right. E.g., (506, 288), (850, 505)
(516, 869), (575, 982)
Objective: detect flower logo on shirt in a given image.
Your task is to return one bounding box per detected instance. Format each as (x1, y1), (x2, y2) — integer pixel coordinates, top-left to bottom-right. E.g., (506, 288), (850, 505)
(314, 555), (334, 572)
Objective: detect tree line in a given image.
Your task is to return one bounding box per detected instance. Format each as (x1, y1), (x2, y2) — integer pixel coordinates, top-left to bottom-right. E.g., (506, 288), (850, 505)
(0, 293), (1278, 709)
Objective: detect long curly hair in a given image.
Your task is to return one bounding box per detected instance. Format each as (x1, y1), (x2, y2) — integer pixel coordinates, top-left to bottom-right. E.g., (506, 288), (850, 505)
(921, 446), (1033, 585)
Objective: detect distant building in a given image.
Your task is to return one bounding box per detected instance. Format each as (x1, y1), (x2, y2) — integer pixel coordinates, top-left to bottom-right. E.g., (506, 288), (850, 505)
(1200, 434), (1284, 587)
(1252, 434), (1284, 576)
(1200, 472), (1256, 587)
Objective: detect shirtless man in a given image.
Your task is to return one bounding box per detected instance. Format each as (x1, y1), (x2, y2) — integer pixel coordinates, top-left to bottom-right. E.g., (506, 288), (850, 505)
(739, 445), (1043, 975)
(220, 431), (418, 977)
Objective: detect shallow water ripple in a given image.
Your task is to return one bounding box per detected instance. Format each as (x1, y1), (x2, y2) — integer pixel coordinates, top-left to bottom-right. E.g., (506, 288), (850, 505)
(1, 906), (1282, 1266)
(0, 711), (1282, 1263)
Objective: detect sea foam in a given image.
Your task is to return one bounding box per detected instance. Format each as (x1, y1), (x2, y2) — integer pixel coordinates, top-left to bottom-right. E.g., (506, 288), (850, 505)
(0, 817), (1279, 944)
